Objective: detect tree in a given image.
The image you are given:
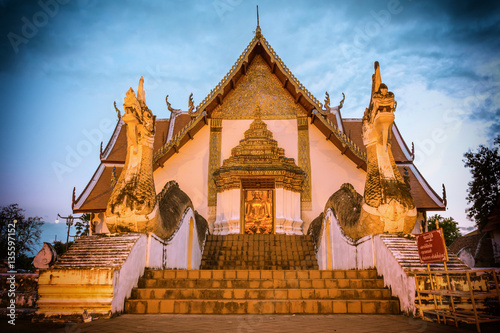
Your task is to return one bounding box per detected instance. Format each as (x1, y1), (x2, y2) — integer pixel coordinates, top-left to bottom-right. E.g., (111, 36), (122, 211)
(75, 213), (91, 238)
(427, 214), (462, 246)
(0, 204), (44, 269)
(463, 136), (500, 230)
(51, 240), (74, 257)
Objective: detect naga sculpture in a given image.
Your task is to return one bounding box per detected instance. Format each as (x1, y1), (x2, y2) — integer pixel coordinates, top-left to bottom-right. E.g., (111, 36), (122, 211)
(106, 77), (157, 220)
(105, 78), (206, 240)
(324, 62), (416, 240)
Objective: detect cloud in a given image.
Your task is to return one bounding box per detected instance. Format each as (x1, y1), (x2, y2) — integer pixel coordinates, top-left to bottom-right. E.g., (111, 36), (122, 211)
(1, 0), (499, 227)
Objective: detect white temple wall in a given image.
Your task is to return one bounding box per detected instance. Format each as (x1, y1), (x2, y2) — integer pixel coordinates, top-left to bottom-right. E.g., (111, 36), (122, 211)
(187, 214), (203, 269)
(305, 125), (366, 230)
(317, 208), (417, 314)
(139, 208), (203, 270)
(153, 126), (210, 219)
(317, 209), (374, 270)
(146, 233), (165, 269)
(220, 120), (252, 161)
(374, 235), (416, 314)
(163, 208), (202, 269)
(112, 234), (147, 313)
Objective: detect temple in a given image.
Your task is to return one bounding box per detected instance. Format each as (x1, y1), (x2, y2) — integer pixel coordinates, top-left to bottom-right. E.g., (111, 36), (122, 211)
(72, 31), (444, 235)
(36, 25), (470, 320)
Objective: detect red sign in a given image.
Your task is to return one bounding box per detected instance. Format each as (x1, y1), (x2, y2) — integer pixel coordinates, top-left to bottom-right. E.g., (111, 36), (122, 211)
(416, 229), (448, 264)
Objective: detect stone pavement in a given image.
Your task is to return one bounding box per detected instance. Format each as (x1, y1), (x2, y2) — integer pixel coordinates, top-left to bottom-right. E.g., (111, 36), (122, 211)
(41, 314), (498, 333)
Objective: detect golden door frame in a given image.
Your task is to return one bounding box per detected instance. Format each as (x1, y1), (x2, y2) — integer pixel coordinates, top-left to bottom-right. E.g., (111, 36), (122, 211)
(240, 186), (276, 235)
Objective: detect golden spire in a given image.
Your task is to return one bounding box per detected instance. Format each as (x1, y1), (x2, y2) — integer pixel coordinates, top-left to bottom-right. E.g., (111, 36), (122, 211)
(255, 5), (262, 38)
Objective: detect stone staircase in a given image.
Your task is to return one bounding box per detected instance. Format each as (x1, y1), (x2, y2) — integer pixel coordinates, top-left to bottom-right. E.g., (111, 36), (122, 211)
(201, 234), (318, 270)
(51, 233), (143, 269)
(379, 234), (469, 271)
(36, 233), (145, 318)
(124, 269), (400, 314)
(125, 234), (399, 315)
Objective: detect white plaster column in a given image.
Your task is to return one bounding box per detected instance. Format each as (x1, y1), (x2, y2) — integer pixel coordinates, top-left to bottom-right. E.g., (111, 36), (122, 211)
(228, 189), (241, 233)
(275, 189), (303, 235)
(214, 189), (241, 235)
(275, 188), (286, 234)
(291, 192), (303, 234)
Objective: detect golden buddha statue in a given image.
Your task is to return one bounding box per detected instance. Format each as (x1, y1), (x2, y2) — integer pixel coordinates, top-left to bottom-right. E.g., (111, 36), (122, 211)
(244, 190), (272, 234)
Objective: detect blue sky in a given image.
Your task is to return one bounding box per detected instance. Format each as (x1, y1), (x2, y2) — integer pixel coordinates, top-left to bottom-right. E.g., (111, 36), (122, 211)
(0, 0), (499, 245)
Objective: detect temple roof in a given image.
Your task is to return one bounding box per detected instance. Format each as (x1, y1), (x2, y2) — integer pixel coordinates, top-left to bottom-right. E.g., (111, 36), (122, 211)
(152, 29), (366, 168)
(74, 117), (170, 212)
(74, 29), (445, 214)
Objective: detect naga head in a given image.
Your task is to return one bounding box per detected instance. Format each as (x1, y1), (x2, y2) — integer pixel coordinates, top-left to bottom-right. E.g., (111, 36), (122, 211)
(122, 77), (155, 150)
(362, 62), (396, 149)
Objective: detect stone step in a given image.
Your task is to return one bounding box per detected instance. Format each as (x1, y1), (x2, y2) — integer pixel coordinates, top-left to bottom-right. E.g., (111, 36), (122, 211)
(51, 233), (143, 269)
(124, 299), (400, 314)
(139, 278), (385, 289)
(126, 268), (398, 315)
(200, 263), (319, 270)
(378, 235), (469, 271)
(144, 269), (378, 280)
(131, 287), (392, 300)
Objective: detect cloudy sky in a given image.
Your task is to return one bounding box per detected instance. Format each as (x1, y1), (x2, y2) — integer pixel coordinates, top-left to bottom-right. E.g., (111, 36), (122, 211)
(0, 0), (499, 243)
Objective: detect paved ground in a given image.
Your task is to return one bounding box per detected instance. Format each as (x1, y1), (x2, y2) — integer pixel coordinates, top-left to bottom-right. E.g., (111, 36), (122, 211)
(5, 314), (500, 333)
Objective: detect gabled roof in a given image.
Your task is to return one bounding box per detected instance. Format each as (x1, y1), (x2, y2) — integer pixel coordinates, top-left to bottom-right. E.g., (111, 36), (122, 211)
(190, 29), (325, 118)
(73, 29), (445, 213)
(73, 164), (123, 213)
(152, 29), (366, 169)
(396, 164), (445, 210)
(73, 118), (171, 213)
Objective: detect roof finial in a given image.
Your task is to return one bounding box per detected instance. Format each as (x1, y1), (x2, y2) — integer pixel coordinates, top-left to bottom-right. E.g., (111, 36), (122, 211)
(255, 5), (262, 38)
(257, 5), (260, 28)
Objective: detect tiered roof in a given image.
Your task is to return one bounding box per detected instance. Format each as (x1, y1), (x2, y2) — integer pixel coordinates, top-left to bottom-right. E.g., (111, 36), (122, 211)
(73, 29), (445, 214)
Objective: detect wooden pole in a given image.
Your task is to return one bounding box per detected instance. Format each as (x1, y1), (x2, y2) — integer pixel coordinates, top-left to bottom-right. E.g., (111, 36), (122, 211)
(466, 271), (481, 332)
(428, 263), (441, 324)
(414, 273), (424, 318)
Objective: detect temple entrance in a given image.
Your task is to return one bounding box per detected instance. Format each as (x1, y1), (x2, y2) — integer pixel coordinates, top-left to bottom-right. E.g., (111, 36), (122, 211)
(212, 113), (305, 235)
(241, 178), (274, 234)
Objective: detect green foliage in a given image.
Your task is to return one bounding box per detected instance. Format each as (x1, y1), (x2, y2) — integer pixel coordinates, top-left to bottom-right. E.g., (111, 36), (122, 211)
(51, 240), (74, 257)
(0, 204), (44, 260)
(427, 214), (462, 246)
(75, 213), (90, 237)
(463, 136), (500, 230)
(16, 254), (35, 272)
